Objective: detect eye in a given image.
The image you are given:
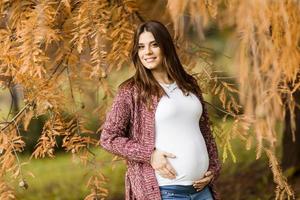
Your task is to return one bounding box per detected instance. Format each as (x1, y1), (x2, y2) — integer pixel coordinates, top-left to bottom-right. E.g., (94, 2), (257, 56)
(138, 45), (144, 49)
(152, 42), (158, 47)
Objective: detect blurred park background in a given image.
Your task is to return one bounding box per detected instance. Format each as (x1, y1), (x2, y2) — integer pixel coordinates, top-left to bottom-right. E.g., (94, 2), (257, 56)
(0, 0), (299, 200)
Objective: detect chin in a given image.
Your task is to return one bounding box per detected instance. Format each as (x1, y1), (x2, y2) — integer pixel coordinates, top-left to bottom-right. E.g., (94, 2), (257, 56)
(144, 65), (158, 70)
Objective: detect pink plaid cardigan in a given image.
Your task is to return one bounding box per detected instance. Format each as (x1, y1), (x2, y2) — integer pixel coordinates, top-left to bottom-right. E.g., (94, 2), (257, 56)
(100, 79), (221, 200)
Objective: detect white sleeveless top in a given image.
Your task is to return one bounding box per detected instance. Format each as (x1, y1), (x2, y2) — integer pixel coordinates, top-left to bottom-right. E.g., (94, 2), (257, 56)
(154, 82), (209, 186)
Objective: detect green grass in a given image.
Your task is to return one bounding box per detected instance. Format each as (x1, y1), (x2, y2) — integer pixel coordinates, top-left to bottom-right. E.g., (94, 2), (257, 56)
(11, 149), (126, 200)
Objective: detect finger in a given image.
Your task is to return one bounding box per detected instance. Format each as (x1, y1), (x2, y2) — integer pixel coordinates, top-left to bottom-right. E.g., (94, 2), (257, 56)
(160, 173), (171, 179)
(193, 181), (209, 189)
(194, 177), (209, 184)
(193, 182), (206, 188)
(205, 171), (212, 176)
(193, 176), (211, 184)
(157, 168), (167, 177)
(203, 174), (214, 180)
(163, 151), (176, 158)
(161, 167), (176, 179)
(196, 187), (205, 192)
(159, 171), (169, 178)
(159, 171), (174, 179)
(193, 184), (205, 191)
(165, 162), (177, 176)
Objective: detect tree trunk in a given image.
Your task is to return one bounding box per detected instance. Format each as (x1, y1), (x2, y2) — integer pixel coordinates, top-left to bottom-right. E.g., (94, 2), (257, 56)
(11, 84), (21, 114)
(282, 88), (300, 176)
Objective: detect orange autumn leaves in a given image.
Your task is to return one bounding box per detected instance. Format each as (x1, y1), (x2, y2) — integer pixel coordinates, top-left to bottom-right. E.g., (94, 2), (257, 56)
(0, 0), (299, 199)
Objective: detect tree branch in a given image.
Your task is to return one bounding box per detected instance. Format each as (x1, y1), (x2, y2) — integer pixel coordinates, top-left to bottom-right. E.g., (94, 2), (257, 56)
(204, 100), (236, 117)
(0, 103), (31, 132)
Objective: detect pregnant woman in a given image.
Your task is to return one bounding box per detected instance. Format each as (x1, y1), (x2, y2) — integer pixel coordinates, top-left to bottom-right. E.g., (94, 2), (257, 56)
(100, 20), (221, 200)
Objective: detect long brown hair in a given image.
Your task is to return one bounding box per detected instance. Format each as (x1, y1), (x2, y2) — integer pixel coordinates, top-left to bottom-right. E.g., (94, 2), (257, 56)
(130, 20), (200, 107)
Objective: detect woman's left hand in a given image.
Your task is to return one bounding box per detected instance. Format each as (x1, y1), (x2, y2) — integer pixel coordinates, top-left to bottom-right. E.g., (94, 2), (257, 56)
(193, 171), (214, 191)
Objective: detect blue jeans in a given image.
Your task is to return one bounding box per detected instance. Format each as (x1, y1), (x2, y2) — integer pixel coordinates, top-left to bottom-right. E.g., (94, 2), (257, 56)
(159, 185), (213, 200)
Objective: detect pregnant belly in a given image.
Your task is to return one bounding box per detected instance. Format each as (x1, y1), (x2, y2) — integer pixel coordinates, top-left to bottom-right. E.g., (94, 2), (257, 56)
(155, 141), (210, 185)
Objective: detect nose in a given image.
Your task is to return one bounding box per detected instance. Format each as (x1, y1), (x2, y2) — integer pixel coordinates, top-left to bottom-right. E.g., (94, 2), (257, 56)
(145, 45), (153, 54)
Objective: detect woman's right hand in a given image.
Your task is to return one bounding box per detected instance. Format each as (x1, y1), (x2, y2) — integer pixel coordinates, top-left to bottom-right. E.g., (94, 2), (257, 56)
(150, 149), (177, 179)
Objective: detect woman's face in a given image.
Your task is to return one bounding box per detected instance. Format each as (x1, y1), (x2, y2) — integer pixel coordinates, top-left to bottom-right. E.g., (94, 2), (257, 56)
(138, 31), (164, 71)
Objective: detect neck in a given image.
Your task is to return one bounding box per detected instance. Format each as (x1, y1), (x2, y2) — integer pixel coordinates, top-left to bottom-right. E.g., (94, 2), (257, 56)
(151, 69), (173, 84)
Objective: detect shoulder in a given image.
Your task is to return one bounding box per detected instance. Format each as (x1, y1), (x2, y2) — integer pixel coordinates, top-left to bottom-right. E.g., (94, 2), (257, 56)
(115, 77), (136, 102)
(118, 77), (135, 91)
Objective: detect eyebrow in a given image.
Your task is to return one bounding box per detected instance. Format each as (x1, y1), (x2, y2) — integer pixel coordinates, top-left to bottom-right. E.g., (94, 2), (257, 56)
(138, 40), (157, 45)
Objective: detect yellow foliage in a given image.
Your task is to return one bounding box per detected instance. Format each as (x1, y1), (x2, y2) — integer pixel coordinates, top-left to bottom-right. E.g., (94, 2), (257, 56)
(0, 0), (299, 199)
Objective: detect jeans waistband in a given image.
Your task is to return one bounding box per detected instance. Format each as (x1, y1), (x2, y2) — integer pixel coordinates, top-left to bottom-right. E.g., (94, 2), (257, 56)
(159, 185), (199, 195)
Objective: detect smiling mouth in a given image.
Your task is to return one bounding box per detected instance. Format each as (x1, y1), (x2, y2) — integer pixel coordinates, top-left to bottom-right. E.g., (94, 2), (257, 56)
(144, 57), (156, 62)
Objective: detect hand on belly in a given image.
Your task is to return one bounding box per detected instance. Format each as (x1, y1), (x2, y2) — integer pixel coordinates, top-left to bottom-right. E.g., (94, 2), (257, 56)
(193, 171), (214, 191)
(164, 150), (209, 182)
(150, 148), (177, 179)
